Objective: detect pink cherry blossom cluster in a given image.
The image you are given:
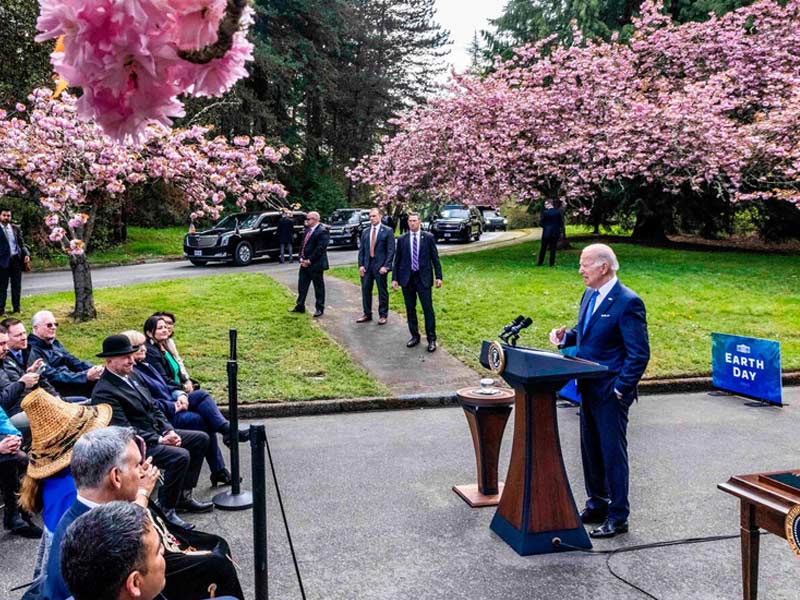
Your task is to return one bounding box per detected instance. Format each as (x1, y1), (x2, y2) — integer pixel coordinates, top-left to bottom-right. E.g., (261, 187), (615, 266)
(35, 0), (254, 140)
(1, 88), (287, 256)
(350, 0), (800, 213)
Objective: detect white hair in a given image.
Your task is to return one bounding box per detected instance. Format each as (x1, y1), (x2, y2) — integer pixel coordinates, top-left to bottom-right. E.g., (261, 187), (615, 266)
(582, 243), (619, 273)
(32, 310), (54, 328)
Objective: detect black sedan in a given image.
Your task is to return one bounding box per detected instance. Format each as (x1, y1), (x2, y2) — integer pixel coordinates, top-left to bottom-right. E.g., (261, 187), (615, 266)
(184, 210), (306, 266)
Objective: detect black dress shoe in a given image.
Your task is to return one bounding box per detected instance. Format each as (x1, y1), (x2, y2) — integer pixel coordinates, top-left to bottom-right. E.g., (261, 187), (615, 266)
(163, 509), (196, 530)
(579, 508), (608, 524)
(210, 468), (232, 487)
(222, 425), (251, 447)
(406, 337), (421, 348)
(289, 306), (305, 313)
(427, 340), (437, 352)
(356, 315), (372, 323)
(313, 310), (324, 318)
(175, 491), (213, 513)
(4, 513), (43, 539)
(590, 519), (629, 539)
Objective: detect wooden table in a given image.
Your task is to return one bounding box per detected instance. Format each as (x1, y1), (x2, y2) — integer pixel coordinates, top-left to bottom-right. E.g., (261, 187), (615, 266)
(718, 470), (800, 600)
(452, 386), (515, 507)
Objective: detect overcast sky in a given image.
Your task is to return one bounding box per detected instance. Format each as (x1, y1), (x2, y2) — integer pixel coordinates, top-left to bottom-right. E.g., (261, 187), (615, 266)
(435, 0), (506, 74)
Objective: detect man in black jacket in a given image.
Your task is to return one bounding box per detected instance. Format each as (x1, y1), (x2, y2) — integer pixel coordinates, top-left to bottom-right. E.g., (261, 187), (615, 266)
(0, 323), (40, 442)
(277, 209), (295, 263)
(538, 200), (565, 267)
(392, 213), (443, 352)
(91, 335), (212, 528)
(0, 208), (30, 315)
(290, 211), (330, 318)
(28, 310), (104, 398)
(357, 208), (396, 325)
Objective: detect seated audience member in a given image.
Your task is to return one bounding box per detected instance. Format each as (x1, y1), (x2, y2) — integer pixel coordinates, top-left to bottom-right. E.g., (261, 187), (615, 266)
(151, 311), (194, 392)
(122, 330), (248, 487)
(61, 502), (240, 600)
(0, 405), (41, 538)
(18, 388), (111, 576)
(143, 315), (192, 392)
(0, 323), (41, 441)
(28, 310), (104, 398)
(91, 334), (212, 528)
(44, 427), (243, 600)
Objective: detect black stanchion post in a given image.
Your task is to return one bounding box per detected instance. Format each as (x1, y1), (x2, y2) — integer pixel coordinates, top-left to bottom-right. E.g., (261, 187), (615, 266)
(251, 424), (268, 600)
(213, 329), (253, 510)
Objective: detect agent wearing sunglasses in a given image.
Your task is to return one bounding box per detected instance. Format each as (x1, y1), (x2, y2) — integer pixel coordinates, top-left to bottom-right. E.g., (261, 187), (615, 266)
(28, 309), (105, 398)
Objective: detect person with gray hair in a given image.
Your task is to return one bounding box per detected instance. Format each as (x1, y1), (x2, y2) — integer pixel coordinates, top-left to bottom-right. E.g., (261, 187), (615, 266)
(550, 243), (649, 539)
(37, 425), (243, 600)
(28, 310), (104, 398)
(290, 210), (330, 317)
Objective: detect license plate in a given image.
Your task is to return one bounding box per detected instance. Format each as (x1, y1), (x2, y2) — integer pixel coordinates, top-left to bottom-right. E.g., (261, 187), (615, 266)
(444, 233), (451, 238)
(193, 250), (202, 256)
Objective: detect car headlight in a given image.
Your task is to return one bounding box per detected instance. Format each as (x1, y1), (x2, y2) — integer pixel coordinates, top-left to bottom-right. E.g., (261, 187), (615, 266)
(220, 233), (233, 246)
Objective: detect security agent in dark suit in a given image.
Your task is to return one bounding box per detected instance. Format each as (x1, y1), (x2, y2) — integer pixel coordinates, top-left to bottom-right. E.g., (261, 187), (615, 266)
(277, 209), (295, 263)
(537, 200), (565, 266)
(357, 208), (396, 325)
(0, 208), (31, 314)
(550, 244), (649, 539)
(392, 213), (443, 353)
(91, 335), (212, 528)
(290, 211), (330, 318)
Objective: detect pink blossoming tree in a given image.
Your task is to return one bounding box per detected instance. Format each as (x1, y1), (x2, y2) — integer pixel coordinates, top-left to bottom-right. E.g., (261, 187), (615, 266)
(34, 0), (254, 140)
(350, 0), (800, 240)
(0, 88), (288, 321)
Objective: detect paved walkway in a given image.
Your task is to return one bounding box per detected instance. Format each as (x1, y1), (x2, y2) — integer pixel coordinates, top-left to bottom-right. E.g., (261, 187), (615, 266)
(4, 387), (799, 599)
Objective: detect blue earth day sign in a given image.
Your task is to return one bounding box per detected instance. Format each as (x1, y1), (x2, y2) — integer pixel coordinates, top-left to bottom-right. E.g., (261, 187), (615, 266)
(712, 333), (782, 405)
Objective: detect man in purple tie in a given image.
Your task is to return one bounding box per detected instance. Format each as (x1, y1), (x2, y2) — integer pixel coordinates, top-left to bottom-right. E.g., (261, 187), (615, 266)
(290, 211), (330, 318)
(549, 244), (649, 539)
(392, 213), (443, 352)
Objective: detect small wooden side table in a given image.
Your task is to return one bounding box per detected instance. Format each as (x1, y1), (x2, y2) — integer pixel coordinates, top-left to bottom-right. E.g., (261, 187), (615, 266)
(453, 385), (515, 507)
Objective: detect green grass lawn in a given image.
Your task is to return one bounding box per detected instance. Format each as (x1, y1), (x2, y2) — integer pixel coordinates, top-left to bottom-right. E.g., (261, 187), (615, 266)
(330, 241), (800, 378)
(26, 273), (386, 402)
(35, 226), (186, 269)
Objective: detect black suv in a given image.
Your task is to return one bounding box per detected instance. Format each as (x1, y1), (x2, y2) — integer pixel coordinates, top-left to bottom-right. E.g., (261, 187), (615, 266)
(184, 210), (306, 266)
(478, 206), (507, 231)
(327, 208), (371, 249)
(430, 205), (483, 243)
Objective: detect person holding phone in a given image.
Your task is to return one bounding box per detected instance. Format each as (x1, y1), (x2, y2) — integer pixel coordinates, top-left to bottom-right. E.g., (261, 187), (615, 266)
(0, 406), (42, 537)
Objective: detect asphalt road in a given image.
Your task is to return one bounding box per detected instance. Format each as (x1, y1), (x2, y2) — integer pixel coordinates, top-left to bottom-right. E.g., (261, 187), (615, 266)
(23, 231), (515, 296)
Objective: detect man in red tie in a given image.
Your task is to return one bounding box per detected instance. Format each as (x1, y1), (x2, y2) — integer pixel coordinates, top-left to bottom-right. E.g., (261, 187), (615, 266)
(356, 208), (396, 325)
(290, 211), (330, 318)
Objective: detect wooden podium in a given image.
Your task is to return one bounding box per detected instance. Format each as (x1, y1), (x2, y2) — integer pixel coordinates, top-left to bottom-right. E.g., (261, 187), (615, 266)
(480, 341), (607, 555)
(719, 470), (800, 600)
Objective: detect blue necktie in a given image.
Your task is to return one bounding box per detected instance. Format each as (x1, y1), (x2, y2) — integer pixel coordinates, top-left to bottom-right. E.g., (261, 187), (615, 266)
(411, 234), (419, 271)
(581, 290), (599, 335)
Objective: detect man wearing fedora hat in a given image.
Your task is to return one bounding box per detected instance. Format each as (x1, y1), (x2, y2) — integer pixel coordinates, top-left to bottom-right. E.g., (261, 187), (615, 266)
(91, 335), (212, 526)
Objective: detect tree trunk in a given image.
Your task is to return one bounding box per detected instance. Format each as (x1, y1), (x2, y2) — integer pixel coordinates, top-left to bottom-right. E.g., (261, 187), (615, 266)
(69, 254), (96, 321)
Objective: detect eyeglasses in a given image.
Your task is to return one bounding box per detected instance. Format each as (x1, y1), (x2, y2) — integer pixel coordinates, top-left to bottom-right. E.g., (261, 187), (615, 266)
(45, 322), (59, 328)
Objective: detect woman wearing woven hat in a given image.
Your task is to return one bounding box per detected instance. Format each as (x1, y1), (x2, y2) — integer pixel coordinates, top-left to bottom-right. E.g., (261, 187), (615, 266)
(18, 387), (111, 573)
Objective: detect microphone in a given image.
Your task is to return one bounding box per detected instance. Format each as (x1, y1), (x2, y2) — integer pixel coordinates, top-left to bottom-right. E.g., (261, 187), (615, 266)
(501, 316), (525, 335)
(508, 317), (533, 337)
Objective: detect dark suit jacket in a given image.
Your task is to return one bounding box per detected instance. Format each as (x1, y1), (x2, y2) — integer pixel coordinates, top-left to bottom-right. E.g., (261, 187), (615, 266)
(43, 498), (90, 600)
(91, 370), (173, 446)
(0, 223), (28, 269)
(27, 335), (92, 386)
(561, 280), (650, 401)
(540, 207), (564, 240)
(134, 362), (180, 417)
(3, 349), (59, 398)
(143, 339), (186, 388)
(277, 216), (294, 244)
(299, 225), (329, 271)
(392, 231), (442, 288)
(358, 223), (395, 272)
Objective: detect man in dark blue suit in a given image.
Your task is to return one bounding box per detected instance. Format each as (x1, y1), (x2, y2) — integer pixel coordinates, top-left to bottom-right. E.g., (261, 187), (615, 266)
(357, 208), (396, 325)
(290, 211), (330, 318)
(392, 213), (443, 352)
(550, 243), (650, 538)
(0, 208), (31, 315)
(537, 200), (564, 267)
